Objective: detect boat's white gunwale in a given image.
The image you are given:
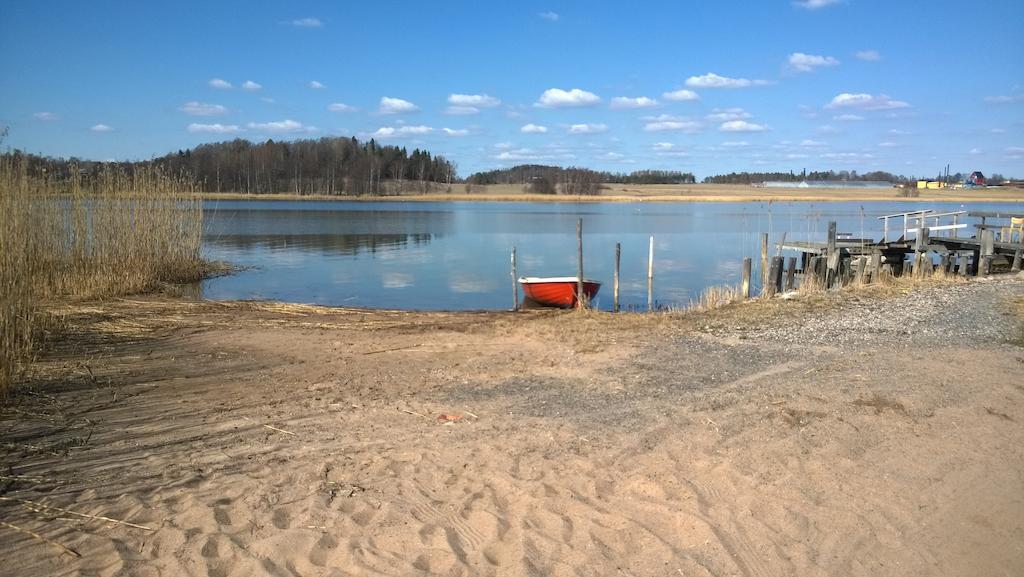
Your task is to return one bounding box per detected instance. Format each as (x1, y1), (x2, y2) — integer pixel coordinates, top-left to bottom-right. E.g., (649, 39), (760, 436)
(518, 277), (601, 284)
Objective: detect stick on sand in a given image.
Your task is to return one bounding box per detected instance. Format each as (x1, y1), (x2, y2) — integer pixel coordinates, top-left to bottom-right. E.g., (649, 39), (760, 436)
(0, 496), (155, 531)
(0, 520), (82, 558)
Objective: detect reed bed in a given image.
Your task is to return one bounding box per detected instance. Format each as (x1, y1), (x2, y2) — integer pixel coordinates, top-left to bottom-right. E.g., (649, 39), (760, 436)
(0, 155), (205, 397)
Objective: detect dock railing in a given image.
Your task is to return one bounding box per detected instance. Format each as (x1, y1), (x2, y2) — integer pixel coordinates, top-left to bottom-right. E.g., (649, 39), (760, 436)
(878, 210), (967, 242)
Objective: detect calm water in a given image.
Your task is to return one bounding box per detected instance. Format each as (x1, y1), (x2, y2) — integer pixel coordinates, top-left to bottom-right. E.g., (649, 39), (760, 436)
(199, 199), (1023, 311)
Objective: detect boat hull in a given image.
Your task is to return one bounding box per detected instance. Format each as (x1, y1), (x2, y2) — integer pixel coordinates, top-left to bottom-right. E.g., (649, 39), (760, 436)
(518, 277), (601, 308)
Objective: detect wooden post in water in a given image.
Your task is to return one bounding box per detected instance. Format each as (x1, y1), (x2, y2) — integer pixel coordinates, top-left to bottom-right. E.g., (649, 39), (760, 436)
(825, 221), (838, 289)
(766, 256), (783, 297)
(741, 257), (752, 299)
(647, 236), (654, 312)
(760, 233), (769, 287)
(511, 247), (519, 311)
(784, 257), (796, 291)
(576, 218), (584, 308)
(613, 242), (621, 312)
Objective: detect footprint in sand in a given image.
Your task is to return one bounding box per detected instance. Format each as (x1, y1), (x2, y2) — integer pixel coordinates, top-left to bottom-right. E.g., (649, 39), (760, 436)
(309, 533), (339, 567)
(272, 508), (292, 530)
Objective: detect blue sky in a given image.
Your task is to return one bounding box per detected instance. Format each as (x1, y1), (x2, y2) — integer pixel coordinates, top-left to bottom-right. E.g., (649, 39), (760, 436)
(1, 0), (1022, 179)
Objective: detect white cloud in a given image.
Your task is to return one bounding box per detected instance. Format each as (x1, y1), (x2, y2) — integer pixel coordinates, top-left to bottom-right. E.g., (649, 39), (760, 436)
(327, 102), (356, 112)
(826, 93), (910, 110)
(821, 152), (874, 160)
(833, 114), (864, 121)
(520, 123), (548, 134)
(800, 139), (826, 147)
(662, 89), (700, 101)
(707, 107), (751, 121)
(90, 124), (113, 132)
(888, 129), (910, 135)
(535, 88), (600, 108)
(187, 123), (243, 134)
(855, 50), (881, 61)
(794, 0), (841, 9)
(444, 106), (479, 115)
(495, 147), (575, 162)
(246, 119), (317, 134)
(242, 80), (262, 92)
(291, 17), (323, 28)
(644, 116), (701, 132)
(601, 152), (627, 161)
(721, 141), (750, 147)
(969, 148), (983, 155)
(261, 97), (276, 103)
(33, 112), (57, 120)
(817, 125), (841, 134)
(991, 128), (1007, 134)
(877, 141), (899, 148)
(787, 52), (839, 73)
(786, 153), (810, 159)
(685, 72), (769, 88)
(720, 120), (768, 132)
(568, 123), (608, 134)
(538, 11), (559, 21)
(180, 101), (228, 116)
(610, 96), (658, 109)
(308, 80), (325, 89)
(442, 128), (469, 136)
(1006, 146), (1024, 153)
(208, 78), (232, 90)
(652, 142), (675, 151)
(984, 94), (1024, 103)
(378, 96), (418, 114)
(448, 93), (501, 108)
(372, 125), (433, 138)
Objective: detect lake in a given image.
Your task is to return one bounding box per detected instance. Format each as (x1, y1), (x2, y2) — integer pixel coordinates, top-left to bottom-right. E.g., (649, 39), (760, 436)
(199, 199), (1023, 311)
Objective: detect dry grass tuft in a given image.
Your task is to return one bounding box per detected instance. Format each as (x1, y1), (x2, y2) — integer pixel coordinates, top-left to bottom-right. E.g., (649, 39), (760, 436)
(687, 284), (742, 312)
(0, 154), (204, 397)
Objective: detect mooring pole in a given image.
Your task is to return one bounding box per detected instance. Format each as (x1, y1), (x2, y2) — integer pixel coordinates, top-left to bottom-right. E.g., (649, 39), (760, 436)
(741, 257), (752, 299)
(577, 218), (584, 308)
(613, 242), (621, 312)
(760, 233), (769, 288)
(511, 247), (519, 311)
(647, 236), (654, 312)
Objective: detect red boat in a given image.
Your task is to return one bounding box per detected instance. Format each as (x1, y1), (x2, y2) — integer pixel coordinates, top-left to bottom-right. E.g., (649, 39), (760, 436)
(518, 276), (601, 308)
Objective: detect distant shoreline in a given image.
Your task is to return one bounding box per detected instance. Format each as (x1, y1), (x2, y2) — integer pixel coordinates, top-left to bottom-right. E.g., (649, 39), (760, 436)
(197, 183), (1024, 204)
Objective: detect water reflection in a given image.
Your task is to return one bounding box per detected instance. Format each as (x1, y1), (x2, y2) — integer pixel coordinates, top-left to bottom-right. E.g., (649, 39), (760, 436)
(198, 199), (1024, 311)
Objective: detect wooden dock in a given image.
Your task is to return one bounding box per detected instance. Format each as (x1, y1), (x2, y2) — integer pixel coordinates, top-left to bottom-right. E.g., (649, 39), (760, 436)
(772, 209), (1023, 292)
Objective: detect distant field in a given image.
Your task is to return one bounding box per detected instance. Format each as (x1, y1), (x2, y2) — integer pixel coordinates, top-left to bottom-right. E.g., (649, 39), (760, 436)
(201, 183), (1024, 203)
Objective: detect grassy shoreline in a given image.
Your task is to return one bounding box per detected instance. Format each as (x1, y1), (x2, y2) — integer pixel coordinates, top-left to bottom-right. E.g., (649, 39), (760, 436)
(197, 183), (1024, 204)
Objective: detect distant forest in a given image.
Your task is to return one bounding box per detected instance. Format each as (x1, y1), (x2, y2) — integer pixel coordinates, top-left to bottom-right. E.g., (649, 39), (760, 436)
(466, 165), (696, 195)
(8, 136), (458, 195)
(702, 170), (910, 185)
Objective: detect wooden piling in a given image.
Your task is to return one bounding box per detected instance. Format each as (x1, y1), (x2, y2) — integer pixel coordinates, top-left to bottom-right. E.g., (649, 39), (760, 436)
(741, 257), (752, 299)
(613, 242), (621, 312)
(784, 257), (796, 291)
(1012, 249), (1023, 273)
(511, 247), (519, 311)
(647, 235), (654, 312)
(980, 229), (995, 276)
(869, 250), (882, 284)
(760, 233), (769, 287)
(806, 256), (820, 287)
(825, 221), (838, 289)
(765, 256), (783, 297)
(576, 218), (584, 308)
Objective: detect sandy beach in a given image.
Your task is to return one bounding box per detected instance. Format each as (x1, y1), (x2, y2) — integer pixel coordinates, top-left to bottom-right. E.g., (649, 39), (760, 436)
(2, 276), (1023, 576)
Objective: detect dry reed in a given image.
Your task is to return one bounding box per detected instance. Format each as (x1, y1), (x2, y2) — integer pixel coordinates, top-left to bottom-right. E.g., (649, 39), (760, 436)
(687, 284), (742, 312)
(0, 155), (205, 397)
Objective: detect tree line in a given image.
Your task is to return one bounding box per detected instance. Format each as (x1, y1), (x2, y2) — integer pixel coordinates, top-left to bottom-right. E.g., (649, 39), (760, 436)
(466, 165), (696, 195)
(702, 169), (912, 185)
(4, 136), (458, 195)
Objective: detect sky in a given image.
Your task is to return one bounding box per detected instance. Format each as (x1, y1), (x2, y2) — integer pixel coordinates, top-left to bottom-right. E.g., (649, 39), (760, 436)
(1, 0), (1023, 179)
